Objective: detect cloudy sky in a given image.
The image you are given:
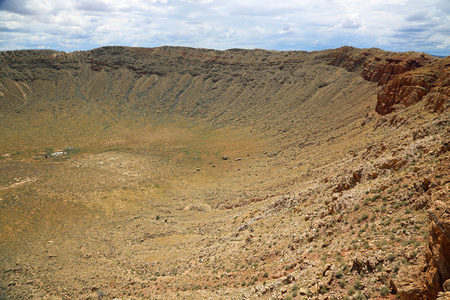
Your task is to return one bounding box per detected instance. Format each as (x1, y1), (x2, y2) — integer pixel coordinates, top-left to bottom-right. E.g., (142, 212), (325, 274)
(1, 0), (449, 56)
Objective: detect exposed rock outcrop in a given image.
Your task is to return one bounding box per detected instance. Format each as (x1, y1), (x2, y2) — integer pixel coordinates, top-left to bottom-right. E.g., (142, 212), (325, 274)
(376, 58), (450, 115)
(391, 264), (427, 300)
(425, 200), (450, 299)
(361, 55), (430, 85)
(324, 46), (449, 115)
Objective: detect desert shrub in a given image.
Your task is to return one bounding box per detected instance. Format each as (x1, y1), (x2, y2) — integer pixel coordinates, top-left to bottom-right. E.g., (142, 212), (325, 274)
(393, 265), (400, 273)
(348, 287), (356, 296)
(320, 285), (328, 294)
(387, 253), (396, 262)
(376, 264), (384, 272)
(284, 263), (295, 271)
(354, 292), (367, 300)
(372, 194), (381, 202)
(380, 285), (390, 296)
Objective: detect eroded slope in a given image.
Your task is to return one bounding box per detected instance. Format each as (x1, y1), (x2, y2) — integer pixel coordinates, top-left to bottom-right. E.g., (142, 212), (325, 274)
(0, 46), (449, 300)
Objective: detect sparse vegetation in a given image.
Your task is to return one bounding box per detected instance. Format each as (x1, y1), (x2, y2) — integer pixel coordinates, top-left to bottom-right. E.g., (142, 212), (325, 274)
(380, 285), (390, 296)
(0, 46), (447, 300)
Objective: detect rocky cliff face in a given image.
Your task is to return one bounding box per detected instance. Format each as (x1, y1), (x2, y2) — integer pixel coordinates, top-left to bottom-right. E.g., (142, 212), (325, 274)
(324, 46), (450, 115)
(326, 46), (430, 84)
(376, 60), (450, 115)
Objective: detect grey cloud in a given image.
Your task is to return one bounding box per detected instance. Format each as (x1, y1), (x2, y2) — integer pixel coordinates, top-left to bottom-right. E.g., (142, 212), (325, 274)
(397, 23), (433, 33)
(186, 20), (203, 25)
(229, 5), (293, 17)
(185, 0), (214, 3)
(390, 30), (431, 40)
(0, 26), (24, 32)
(0, 0), (36, 15)
(397, 18), (443, 34)
(406, 11), (429, 22)
(75, 0), (112, 12)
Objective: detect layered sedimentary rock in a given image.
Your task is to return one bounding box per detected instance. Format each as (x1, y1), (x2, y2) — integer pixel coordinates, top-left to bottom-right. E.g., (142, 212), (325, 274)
(325, 46), (450, 115)
(376, 61), (450, 115)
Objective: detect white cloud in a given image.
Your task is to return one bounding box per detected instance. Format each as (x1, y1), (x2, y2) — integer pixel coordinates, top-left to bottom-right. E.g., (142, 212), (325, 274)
(0, 0), (449, 55)
(340, 14), (362, 29)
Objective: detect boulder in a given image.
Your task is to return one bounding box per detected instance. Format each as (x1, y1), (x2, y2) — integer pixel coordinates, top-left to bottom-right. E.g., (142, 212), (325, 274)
(444, 279), (450, 292)
(391, 265), (427, 300)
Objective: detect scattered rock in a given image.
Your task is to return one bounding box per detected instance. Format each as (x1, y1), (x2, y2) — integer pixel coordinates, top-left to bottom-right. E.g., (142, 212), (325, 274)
(438, 141), (450, 155)
(51, 151), (66, 157)
(368, 172), (379, 179)
(281, 274), (295, 285)
(351, 254), (381, 273)
(299, 287), (309, 295)
(421, 178), (431, 191)
(437, 291), (450, 300)
(376, 158), (407, 171)
(352, 171), (361, 183)
(444, 279), (450, 292)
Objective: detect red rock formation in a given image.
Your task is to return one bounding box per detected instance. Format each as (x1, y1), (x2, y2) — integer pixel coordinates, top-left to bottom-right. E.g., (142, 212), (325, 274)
(326, 46), (368, 72)
(361, 56), (428, 85)
(423, 66), (450, 113)
(375, 71), (439, 115)
(325, 46), (449, 115)
(376, 61), (450, 115)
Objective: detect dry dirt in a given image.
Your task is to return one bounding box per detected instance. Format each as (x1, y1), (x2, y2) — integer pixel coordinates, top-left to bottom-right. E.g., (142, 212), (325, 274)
(0, 46), (449, 300)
